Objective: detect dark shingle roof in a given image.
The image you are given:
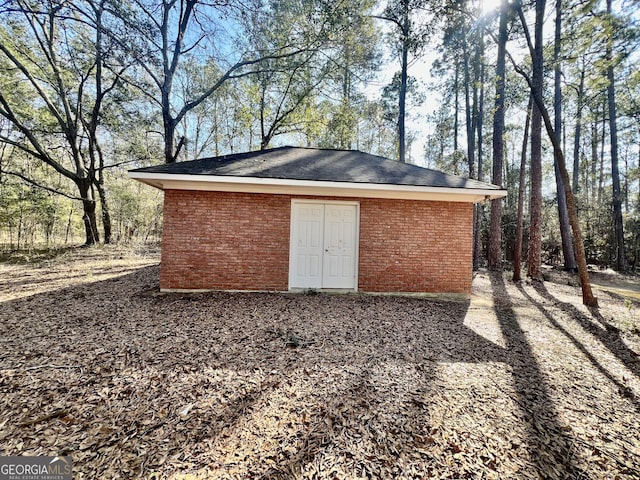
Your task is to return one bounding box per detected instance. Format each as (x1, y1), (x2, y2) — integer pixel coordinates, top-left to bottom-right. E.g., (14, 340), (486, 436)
(130, 146), (500, 190)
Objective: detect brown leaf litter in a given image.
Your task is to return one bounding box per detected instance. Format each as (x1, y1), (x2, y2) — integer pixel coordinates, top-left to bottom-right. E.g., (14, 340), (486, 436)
(0, 245), (639, 479)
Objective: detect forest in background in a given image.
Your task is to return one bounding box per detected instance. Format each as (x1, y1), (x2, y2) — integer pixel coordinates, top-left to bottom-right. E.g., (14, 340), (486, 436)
(0, 0), (638, 279)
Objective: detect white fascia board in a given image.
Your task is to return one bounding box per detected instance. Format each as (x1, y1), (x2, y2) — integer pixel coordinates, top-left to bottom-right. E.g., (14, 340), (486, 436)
(128, 171), (507, 203)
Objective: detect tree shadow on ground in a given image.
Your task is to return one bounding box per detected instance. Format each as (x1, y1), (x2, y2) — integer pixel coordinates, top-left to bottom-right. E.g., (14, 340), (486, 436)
(532, 282), (640, 380)
(489, 273), (585, 479)
(8, 266), (636, 477)
(517, 283), (640, 411)
(1, 266), (510, 478)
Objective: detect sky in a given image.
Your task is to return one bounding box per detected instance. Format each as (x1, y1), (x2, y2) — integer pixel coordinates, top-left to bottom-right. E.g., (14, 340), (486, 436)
(363, 0), (505, 167)
(196, 0), (509, 166)
(191, 0), (637, 169)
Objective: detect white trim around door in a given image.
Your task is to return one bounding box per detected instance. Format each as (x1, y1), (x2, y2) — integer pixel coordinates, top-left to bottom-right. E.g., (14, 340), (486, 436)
(288, 199), (359, 291)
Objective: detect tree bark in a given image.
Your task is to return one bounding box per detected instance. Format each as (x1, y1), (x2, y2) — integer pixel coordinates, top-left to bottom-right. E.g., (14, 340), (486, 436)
(464, 41), (475, 178)
(513, 70), (599, 305)
(471, 41), (482, 178)
(398, 1), (409, 163)
(553, 0), (577, 271)
(512, 3), (598, 307)
(514, 96), (533, 282)
(598, 103), (606, 204)
(527, 0), (545, 281)
(88, 1), (112, 243)
(454, 60), (459, 153)
(164, 110), (180, 163)
(539, 103), (598, 306)
(488, 0), (508, 271)
(606, 0), (627, 271)
(572, 68), (585, 193)
(77, 179), (99, 246)
(473, 56), (486, 271)
(591, 112), (598, 206)
(466, 37), (482, 269)
(95, 179), (112, 244)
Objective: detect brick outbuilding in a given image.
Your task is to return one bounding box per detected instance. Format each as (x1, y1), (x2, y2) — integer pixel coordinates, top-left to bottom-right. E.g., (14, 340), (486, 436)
(129, 147), (506, 294)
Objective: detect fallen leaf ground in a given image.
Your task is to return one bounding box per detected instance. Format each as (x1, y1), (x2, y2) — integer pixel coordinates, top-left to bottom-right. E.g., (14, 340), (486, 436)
(0, 245), (639, 479)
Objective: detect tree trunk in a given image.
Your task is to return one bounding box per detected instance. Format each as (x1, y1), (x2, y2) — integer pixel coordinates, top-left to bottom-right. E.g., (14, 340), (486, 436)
(527, 0), (545, 281)
(65, 206), (73, 245)
(606, 0), (626, 271)
(454, 60), (459, 153)
(18, 199), (24, 249)
(162, 78), (177, 163)
(259, 79), (268, 151)
(515, 72), (600, 306)
(471, 41), (482, 178)
(553, 0), (577, 271)
(464, 41), (475, 178)
(536, 97), (598, 306)
(514, 96), (533, 282)
(513, 8), (598, 307)
(473, 57), (486, 271)
(77, 179), (99, 246)
(488, 0), (508, 271)
(623, 155), (629, 212)
(468, 38), (482, 269)
(163, 108), (186, 161)
(342, 64), (352, 150)
(398, 9), (409, 163)
(598, 102), (606, 204)
(95, 179), (112, 244)
(591, 112), (598, 206)
(89, 1), (111, 244)
(572, 68), (585, 193)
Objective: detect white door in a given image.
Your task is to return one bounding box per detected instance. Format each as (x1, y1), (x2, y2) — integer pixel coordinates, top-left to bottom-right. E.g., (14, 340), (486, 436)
(290, 203), (324, 289)
(290, 202), (358, 290)
(322, 204), (358, 288)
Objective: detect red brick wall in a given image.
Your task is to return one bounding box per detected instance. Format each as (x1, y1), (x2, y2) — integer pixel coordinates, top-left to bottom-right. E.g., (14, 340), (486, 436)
(358, 198), (473, 293)
(160, 190), (474, 293)
(160, 190), (290, 290)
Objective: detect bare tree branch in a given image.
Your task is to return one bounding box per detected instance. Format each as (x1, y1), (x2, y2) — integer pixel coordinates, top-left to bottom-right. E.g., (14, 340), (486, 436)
(2, 170), (85, 201)
(0, 94), (78, 180)
(174, 48), (315, 126)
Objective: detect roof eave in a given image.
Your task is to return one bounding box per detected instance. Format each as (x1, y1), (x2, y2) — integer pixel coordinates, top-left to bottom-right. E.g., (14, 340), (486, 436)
(128, 172), (507, 203)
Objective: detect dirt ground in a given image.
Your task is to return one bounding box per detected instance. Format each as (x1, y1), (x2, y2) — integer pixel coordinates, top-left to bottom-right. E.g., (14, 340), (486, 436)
(0, 245), (639, 479)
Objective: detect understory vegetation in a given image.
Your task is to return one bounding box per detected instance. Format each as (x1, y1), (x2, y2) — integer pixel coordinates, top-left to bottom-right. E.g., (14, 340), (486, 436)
(0, 0), (638, 275)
